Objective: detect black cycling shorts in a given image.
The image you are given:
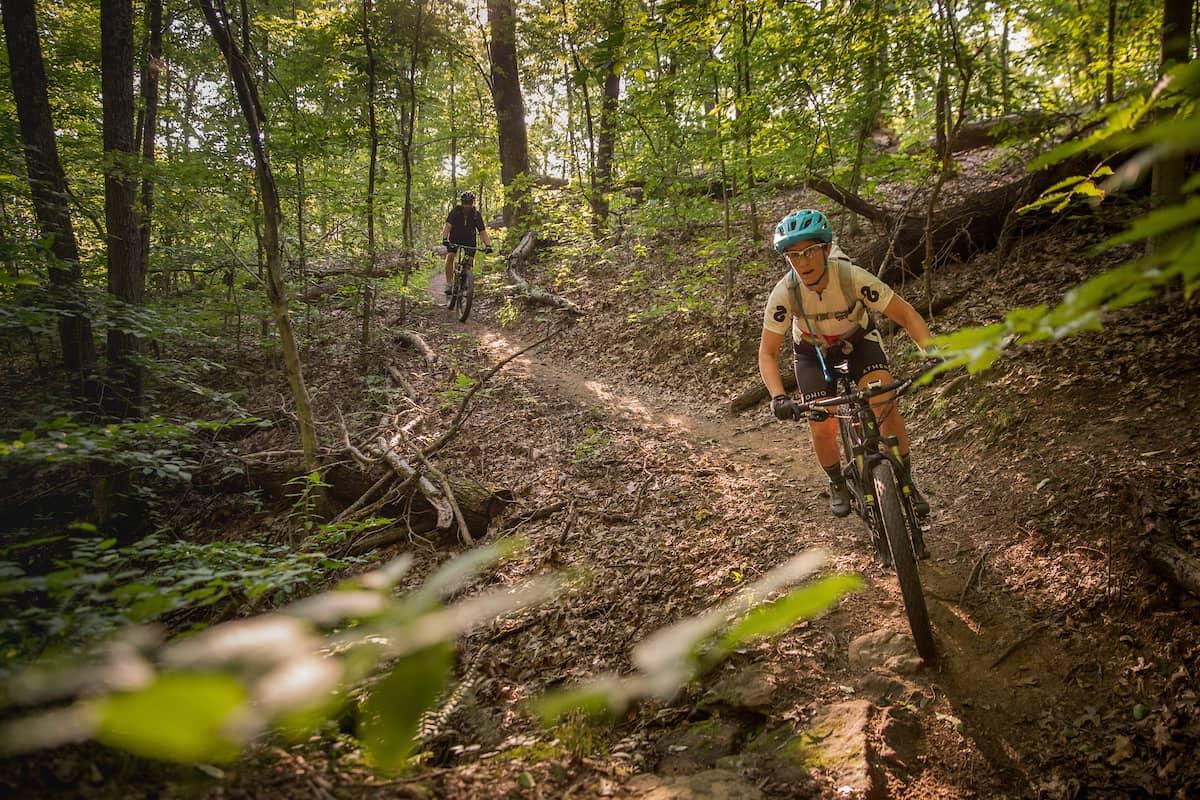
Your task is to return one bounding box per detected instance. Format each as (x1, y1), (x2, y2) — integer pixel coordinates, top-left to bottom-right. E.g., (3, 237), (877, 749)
(793, 324), (890, 403)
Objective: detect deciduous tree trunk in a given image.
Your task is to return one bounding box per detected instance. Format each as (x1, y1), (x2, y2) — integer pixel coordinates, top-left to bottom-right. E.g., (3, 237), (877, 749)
(135, 0), (163, 283)
(593, 0), (622, 232)
(1150, 0), (1194, 213)
(1, 0), (97, 395)
(101, 0), (146, 420)
(488, 0), (531, 227)
(198, 0), (321, 476)
(361, 0), (378, 348)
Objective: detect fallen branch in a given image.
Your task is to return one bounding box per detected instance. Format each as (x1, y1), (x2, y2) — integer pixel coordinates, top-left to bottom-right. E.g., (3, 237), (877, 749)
(503, 231), (582, 315)
(1144, 537), (1200, 600)
(959, 547), (988, 605)
(990, 622), (1048, 669)
(500, 500), (569, 532)
(375, 431), (453, 530)
(387, 365), (418, 399)
(504, 283), (583, 314)
(394, 330), (438, 367)
(393, 424), (473, 545)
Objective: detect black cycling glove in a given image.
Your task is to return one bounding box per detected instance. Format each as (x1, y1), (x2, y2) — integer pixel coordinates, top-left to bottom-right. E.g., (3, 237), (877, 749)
(771, 394), (797, 421)
(484, 245), (494, 254)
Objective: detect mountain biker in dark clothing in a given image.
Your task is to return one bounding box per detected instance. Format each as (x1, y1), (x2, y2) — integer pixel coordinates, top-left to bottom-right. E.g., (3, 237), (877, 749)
(440, 191), (493, 299)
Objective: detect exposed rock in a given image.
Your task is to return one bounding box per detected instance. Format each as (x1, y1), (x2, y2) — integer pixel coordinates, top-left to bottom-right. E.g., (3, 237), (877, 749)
(849, 630), (924, 675)
(874, 705), (924, 778)
(716, 724), (813, 788)
(656, 717), (744, 775)
(856, 670), (923, 705)
(704, 664), (776, 712)
(794, 700), (881, 799)
(626, 768), (764, 800)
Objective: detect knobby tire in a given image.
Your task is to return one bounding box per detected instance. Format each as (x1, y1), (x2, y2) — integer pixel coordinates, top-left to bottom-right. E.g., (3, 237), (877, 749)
(874, 460), (937, 661)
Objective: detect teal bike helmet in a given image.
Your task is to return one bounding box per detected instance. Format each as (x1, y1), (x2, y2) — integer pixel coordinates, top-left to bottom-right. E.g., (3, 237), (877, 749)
(773, 209), (832, 252)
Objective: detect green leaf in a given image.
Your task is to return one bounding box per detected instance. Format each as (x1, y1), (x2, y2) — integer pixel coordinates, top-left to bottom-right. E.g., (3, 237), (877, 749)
(358, 643), (453, 773)
(128, 593), (176, 622)
(932, 323), (1005, 352)
(1099, 197), (1200, 249)
(93, 673), (246, 763)
(719, 574), (863, 650)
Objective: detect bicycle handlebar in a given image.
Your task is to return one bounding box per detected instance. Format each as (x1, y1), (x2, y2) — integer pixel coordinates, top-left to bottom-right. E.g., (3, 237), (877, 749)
(789, 361), (942, 421)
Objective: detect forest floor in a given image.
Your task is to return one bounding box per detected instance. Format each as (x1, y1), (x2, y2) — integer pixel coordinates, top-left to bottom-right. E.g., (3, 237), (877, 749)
(6, 182), (1200, 799)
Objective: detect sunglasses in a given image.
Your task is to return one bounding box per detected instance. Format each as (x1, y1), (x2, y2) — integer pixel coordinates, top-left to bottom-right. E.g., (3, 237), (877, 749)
(784, 243), (825, 262)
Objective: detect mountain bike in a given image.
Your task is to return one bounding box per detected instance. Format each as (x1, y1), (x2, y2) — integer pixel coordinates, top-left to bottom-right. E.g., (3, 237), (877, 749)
(792, 362), (938, 661)
(446, 244), (484, 323)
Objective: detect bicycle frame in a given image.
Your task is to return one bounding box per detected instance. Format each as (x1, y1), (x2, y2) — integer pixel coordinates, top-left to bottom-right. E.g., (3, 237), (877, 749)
(799, 362), (931, 563)
(792, 360), (939, 660)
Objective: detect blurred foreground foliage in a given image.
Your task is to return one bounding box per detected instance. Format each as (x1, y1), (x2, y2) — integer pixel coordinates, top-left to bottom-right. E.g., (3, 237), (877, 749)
(0, 543), (858, 773)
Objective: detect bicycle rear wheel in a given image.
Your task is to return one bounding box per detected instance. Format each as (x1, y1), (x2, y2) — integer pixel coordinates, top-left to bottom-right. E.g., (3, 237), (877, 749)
(457, 267), (474, 322)
(874, 460), (936, 661)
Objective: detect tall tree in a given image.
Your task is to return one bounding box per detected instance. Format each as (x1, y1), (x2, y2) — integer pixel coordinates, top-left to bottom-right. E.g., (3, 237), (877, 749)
(1, 0), (97, 395)
(488, 0), (531, 227)
(135, 0), (164, 278)
(197, 0), (321, 475)
(101, 0), (146, 420)
(362, 0), (379, 347)
(593, 0), (623, 231)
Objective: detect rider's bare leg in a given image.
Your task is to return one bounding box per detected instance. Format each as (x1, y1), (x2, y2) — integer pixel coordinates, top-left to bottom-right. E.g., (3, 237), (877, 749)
(808, 414), (841, 468)
(443, 250), (456, 287)
(859, 368), (909, 455)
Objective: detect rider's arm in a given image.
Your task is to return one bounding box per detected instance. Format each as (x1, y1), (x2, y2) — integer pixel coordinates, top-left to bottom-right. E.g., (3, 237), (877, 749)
(882, 295), (934, 351)
(440, 221), (451, 241)
(758, 328), (788, 397)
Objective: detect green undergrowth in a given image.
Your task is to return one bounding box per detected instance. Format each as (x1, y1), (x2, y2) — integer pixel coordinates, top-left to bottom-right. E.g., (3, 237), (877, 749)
(0, 529), (365, 663)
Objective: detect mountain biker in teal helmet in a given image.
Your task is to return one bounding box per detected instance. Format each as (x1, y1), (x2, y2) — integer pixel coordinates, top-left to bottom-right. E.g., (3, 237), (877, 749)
(757, 208), (935, 520)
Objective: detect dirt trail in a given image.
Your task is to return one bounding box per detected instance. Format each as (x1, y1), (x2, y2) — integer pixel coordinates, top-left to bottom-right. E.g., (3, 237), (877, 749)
(429, 274), (1084, 797)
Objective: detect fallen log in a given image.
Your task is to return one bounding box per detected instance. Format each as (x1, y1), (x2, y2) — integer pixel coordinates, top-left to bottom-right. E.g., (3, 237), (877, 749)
(237, 458), (511, 546)
(347, 475), (515, 554)
(375, 433), (453, 530)
(810, 150), (1105, 281)
(1144, 537), (1200, 599)
(505, 230), (538, 275)
(929, 111), (1066, 154)
(728, 371), (798, 415)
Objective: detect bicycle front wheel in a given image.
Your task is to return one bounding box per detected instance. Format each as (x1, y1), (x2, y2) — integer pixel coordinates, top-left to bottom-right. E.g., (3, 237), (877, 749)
(457, 267), (474, 322)
(874, 460), (936, 661)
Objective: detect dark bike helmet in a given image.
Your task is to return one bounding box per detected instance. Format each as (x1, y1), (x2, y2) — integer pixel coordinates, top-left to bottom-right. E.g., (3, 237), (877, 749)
(773, 209), (832, 252)
(460, 191), (476, 205)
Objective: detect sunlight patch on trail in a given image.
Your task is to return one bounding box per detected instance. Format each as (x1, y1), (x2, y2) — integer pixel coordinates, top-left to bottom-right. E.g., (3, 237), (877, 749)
(478, 331), (695, 432)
